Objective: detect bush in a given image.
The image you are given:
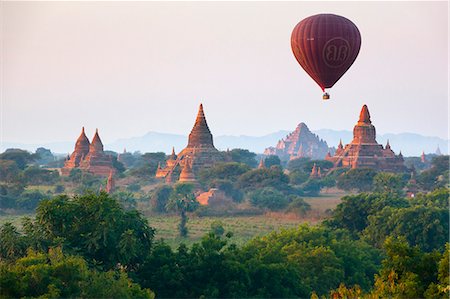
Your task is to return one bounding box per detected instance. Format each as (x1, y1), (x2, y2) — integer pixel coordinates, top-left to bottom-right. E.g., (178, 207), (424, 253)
(248, 187), (290, 210)
(286, 196), (311, 216)
(210, 220), (225, 236)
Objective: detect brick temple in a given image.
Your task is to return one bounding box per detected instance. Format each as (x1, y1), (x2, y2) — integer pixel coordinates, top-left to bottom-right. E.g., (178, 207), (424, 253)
(156, 104), (226, 182)
(325, 105), (406, 172)
(264, 123), (329, 160)
(61, 127), (115, 176)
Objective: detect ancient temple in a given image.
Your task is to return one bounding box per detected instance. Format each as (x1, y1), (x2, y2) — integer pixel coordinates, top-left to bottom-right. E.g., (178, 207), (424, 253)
(155, 104), (225, 182)
(61, 127), (90, 175)
(264, 123), (329, 160)
(325, 105), (406, 172)
(62, 128), (115, 176)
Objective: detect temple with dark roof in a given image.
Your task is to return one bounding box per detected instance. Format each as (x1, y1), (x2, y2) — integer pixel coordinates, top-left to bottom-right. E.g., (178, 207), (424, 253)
(61, 128), (115, 176)
(155, 104), (226, 182)
(325, 105), (406, 173)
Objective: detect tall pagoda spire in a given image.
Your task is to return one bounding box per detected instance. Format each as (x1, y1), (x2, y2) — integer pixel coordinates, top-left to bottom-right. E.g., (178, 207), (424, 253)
(90, 128), (104, 152)
(357, 104), (372, 125)
(75, 126), (90, 152)
(187, 103), (214, 148)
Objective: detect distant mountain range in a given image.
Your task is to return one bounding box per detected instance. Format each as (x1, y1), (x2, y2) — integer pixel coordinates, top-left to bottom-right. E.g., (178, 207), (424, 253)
(2, 130), (447, 157)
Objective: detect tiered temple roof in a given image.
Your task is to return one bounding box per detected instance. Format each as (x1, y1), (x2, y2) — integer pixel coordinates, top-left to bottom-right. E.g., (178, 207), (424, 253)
(325, 105), (406, 173)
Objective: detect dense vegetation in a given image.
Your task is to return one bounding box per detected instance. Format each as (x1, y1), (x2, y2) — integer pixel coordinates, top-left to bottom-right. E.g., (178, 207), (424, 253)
(0, 147), (448, 298)
(1, 187), (448, 298)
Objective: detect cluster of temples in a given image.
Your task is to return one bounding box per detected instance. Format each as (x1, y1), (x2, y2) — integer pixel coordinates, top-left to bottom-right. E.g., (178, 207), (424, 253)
(325, 105), (406, 172)
(155, 104), (227, 182)
(61, 127), (115, 176)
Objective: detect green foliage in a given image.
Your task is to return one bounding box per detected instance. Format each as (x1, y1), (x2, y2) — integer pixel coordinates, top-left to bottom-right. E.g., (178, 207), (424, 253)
(364, 204), (449, 252)
(22, 166), (59, 185)
(0, 160), (20, 183)
(113, 191), (138, 210)
(0, 247), (154, 298)
(34, 147), (55, 166)
(209, 179), (244, 202)
(16, 190), (47, 210)
(248, 187), (289, 210)
(288, 170), (309, 185)
(198, 162), (251, 186)
(236, 166), (291, 193)
(336, 168), (378, 192)
(373, 172), (405, 196)
(0, 148), (37, 170)
(300, 178), (323, 196)
(371, 237), (442, 298)
(326, 193), (408, 235)
(264, 155), (281, 167)
(210, 220), (225, 236)
(418, 155), (449, 191)
(150, 184), (173, 213)
(0, 223), (27, 262)
(229, 149), (258, 168)
(241, 225), (381, 296)
(166, 183), (199, 237)
(0, 184), (25, 209)
(286, 157), (311, 172)
(34, 192), (154, 269)
(286, 196), (311, 216)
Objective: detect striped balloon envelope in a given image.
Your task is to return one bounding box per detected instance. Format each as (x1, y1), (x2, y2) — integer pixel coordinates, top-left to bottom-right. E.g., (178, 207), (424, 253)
(291, 14), (361, 99)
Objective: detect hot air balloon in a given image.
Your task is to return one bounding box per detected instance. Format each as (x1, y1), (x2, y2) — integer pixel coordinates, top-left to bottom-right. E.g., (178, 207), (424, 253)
(291, 14), (361, 100)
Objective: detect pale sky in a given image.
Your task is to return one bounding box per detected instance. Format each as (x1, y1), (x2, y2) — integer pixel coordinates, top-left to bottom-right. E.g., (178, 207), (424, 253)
(1, 1), (448, 145)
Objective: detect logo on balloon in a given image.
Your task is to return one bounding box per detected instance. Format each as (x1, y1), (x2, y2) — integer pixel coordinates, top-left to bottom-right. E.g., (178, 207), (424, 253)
(323, 37), (351, 68)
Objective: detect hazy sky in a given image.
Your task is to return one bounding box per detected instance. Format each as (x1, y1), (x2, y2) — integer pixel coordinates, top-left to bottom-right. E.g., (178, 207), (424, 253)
(1, 1), (448, 145)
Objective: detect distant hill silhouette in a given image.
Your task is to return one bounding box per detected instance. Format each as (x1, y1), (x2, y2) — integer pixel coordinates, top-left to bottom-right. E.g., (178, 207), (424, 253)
(1, 130), (447, 157)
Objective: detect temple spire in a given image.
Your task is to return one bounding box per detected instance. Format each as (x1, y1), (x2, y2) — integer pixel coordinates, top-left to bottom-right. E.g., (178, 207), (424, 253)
(187, 103), (214, 147)
(358, 104), (372, 125)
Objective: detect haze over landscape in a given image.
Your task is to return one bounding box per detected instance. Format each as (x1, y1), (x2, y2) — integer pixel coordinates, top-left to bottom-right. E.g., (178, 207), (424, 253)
(1, 1), (448, 152)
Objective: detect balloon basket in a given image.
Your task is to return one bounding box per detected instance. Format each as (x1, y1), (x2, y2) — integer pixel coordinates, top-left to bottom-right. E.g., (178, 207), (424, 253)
(322, 92), (330, 100)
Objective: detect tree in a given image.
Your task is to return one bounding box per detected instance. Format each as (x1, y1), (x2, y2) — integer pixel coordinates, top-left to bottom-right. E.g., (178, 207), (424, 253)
(0, 160), (20, 183)
(417, 155), (449, 191)
(0, 223), (26, 262)
(236, 166), (291, 193)
(371, 237), (441, 298)
(198, 162), (251, 186)
(34, 192), (155, 270)
(0, 148), (37, 169)
(166, 183), (198, 237)
(363, 205), (449, 252)
(326, 193), (408, 236)
(336, 168), (378, 192)
(373, 172), (405, 196)
(286, 196), (311, 216)
(16, 190), (47, 210)
(22, 165), (59, 185)
(248, 187), (290, 210)
(264, 155), (281, 168)
(0, 247), (154, 298)
(229, 149), (258, 168)
(287, 157), (311, 172)
(150, 185), (173, 213)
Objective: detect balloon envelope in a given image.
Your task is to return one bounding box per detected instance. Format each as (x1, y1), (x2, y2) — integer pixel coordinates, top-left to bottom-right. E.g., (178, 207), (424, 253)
(291, 14), (361, 92)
